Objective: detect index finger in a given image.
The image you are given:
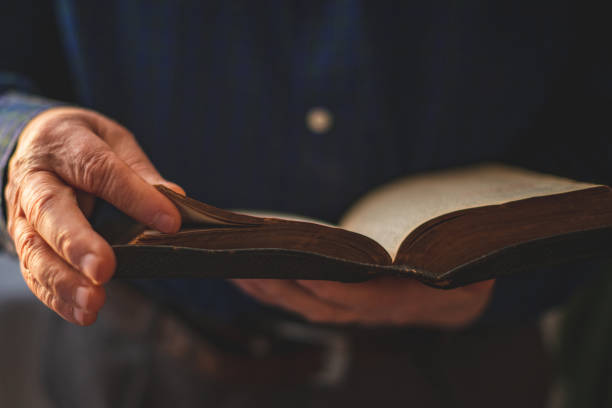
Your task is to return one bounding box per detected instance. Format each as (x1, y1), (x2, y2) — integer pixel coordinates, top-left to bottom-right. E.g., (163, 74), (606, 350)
(19, 171), (115, 284)
(296, 278), (495, 319)
(52, 127), (181, 233)
(295, 278), (444, 309)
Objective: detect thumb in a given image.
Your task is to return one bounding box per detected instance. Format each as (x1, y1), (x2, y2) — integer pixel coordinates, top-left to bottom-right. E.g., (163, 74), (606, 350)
(96, 118), (186, 196)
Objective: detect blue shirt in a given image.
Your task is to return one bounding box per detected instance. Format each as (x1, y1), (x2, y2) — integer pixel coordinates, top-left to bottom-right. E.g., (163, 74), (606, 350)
(1, 0), (611, 322)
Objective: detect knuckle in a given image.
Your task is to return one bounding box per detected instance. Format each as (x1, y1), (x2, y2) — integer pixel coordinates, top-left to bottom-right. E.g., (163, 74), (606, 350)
(20, 171), (69, 213)
(20, 266), (35, 287)
(15, 138), (65, 172)
(23, 269), (52, 306)
(23, 267), (74, 320)
(9, 112), (97, 183)
(24, 187), (55, 228)
(50, 296), (74, 320)
(38, 263), (69, 299)
(55, 228), (77, 261)
(16, 231), (40, 270)
(27, 109), (92, 146)
(77, 148), (116, 192)
(36, 262), (54, 287)
(40, 288), (55, 310)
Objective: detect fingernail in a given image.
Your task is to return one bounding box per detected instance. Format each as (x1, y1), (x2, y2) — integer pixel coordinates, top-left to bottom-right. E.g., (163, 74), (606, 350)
(73, 308), (86, 325)
(80, 254), (100, 282)
(73, 308), (96, 326)
(74, 286), (90, 309)
(152, 212), (177, 233)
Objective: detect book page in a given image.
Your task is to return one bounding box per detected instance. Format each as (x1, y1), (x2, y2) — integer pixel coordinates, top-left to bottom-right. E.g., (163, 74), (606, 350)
(158, 185), (336, 227)
(232, 210), (335, 227)
(339, 164), (598, 259)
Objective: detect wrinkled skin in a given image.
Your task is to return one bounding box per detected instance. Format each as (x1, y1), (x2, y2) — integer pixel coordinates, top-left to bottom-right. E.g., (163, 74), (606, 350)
(6, 107), (494, 328)
(5, 107), (183, 325)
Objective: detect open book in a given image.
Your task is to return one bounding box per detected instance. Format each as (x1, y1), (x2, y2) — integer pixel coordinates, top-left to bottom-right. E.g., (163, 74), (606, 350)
(112, 164), (612, 288)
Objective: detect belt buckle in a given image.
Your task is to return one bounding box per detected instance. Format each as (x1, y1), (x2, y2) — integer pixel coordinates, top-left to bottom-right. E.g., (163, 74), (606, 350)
(273, 320), (351, 387)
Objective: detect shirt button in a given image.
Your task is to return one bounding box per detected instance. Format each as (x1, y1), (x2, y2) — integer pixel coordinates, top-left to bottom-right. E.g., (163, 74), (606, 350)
(305, 107), (334, 134)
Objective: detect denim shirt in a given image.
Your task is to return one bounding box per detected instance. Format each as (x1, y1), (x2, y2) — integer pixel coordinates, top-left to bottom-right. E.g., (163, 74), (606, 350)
(1, 0), (611, 322)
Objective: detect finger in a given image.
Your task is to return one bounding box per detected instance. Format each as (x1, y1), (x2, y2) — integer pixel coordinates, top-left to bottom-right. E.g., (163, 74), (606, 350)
(99, 121), (185, 194)
(418, 280), (496, 327)
(22, 269), (99, 326)
(235, 279), (353, 311)
(232, 279), (358, 324)
(298, 278), (493, 310)
(20, 171), (115, 283)
(296, 277), (423, 310)
(14, 216), (104, 325)
(14, 215), (106, 311)
(300, 278), (495, 327)
(50, 126), (181, 233)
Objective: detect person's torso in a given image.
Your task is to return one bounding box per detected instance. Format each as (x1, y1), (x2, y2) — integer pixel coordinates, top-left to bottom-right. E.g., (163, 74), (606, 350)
(55, 0), (590, 318)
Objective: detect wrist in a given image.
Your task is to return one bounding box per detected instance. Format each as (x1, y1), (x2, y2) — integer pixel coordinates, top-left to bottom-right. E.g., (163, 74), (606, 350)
(0, 92), (65, 251)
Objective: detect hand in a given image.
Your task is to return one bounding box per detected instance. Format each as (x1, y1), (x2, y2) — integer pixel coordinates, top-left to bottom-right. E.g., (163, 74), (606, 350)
(232, 278), (495, 328)
(5, 107), (183, 325)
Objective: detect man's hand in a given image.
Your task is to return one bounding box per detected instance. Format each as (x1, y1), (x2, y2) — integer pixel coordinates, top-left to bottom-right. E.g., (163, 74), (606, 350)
(233, 278), (495, 328)
(5, 107), (183, 325)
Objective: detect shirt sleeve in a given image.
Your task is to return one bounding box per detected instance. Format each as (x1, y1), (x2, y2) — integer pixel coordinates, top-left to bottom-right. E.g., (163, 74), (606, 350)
(0, 91), (64, 253)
